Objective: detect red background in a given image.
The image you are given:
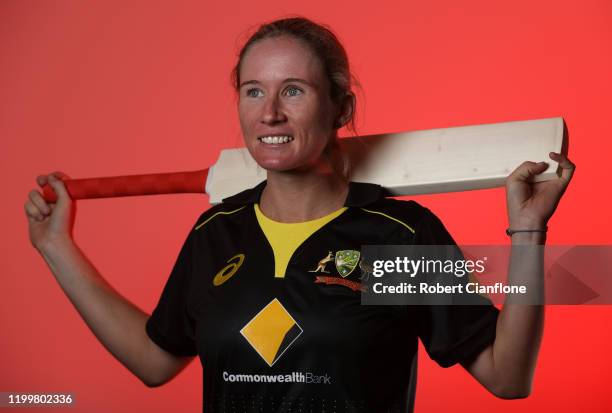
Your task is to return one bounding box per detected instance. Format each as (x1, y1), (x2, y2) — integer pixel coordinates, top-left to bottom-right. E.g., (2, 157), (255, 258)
(1, 0), (611, 411)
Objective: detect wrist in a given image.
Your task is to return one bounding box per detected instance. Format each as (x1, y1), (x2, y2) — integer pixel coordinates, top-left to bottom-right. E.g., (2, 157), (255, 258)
(36, 234), (75, 256)
(509, 230), (547, 245)
(506, 217), (548, 245)
(508, 217), (547, 230)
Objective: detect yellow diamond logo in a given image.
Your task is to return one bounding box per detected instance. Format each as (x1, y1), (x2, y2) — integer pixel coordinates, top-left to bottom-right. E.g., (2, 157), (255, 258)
(240, 298), (303, 367)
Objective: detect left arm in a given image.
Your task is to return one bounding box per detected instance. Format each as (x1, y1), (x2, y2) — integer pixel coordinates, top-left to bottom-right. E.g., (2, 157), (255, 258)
(462, 152), (575, 399)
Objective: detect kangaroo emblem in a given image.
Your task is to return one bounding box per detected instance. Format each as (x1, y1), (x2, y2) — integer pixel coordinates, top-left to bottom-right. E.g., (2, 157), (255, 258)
(309, 251), (334, 273)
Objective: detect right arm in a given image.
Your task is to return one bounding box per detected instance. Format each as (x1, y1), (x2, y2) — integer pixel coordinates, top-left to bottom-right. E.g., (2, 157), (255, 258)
(25, 173), (193, 387)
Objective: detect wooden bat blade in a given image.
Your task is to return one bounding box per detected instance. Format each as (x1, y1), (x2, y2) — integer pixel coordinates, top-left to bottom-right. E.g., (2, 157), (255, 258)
(206, 117), (566, 204)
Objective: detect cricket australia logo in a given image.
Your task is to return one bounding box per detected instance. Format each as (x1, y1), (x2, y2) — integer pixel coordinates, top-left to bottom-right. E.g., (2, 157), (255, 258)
(309, 250), (360, 278)
(334, 250), (360, 277)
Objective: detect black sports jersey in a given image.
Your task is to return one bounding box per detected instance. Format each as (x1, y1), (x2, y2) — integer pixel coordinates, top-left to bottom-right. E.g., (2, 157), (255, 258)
(146, 181), (499, 413)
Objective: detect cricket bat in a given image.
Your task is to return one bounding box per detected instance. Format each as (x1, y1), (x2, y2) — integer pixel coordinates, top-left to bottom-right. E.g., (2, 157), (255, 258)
(41, 117), (567, 205)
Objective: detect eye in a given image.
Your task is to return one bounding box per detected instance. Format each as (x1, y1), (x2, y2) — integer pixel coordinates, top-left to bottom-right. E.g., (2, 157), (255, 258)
(245, 88), (263, 98)
(285, 86), (303, 97)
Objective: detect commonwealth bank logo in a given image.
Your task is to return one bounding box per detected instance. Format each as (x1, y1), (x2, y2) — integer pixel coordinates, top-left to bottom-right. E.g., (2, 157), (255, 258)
(240, 299), (303, 367)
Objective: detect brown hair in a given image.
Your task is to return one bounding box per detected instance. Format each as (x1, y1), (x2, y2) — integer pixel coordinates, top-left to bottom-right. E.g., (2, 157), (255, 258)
(230, 16), (360, 135)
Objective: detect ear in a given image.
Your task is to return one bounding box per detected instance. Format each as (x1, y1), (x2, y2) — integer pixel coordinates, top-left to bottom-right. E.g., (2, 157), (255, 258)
(334, 92), (355, 129)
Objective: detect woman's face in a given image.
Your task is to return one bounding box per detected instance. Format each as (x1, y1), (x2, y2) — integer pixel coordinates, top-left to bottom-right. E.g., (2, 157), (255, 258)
(238, 35), (338, 172)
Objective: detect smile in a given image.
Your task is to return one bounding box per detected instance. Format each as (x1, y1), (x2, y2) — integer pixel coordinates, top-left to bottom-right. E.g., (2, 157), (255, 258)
(258, 135), (294, 144)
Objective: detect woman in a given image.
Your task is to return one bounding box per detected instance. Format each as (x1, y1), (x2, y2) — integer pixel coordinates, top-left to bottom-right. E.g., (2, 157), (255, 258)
(25, 17), (575, 412)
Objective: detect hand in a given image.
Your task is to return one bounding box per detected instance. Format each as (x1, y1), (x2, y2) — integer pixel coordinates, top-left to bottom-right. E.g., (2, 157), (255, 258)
(505, 152), (575, 228)
(24, 172), (76, 251)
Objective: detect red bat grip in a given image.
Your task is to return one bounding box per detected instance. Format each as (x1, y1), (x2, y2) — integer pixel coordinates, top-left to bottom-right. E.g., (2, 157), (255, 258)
(41, 169), (209, 202)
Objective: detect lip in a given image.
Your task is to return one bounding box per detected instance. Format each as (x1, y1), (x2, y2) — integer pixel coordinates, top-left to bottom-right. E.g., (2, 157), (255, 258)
(257, 133), (294, 139)
(256, 134), (295, 147)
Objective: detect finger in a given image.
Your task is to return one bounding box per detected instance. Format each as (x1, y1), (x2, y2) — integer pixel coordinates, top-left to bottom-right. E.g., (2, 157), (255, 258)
(47, 174), (72, 204)
(37, 171), (70, 188)
(28, 189), (51, 215)
(507, 161), (549, 183)
(24, 200), (44, 221)
(549, 152), (575, 183)
(50, 170), (70, 180)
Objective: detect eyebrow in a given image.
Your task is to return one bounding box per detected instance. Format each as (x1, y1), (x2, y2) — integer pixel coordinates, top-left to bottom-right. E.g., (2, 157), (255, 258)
(239, 78), (313, 88)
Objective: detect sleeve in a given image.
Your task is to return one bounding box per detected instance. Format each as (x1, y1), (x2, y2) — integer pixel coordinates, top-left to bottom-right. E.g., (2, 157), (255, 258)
(413, 208), (499, 368)
(145, 228), (198, 357)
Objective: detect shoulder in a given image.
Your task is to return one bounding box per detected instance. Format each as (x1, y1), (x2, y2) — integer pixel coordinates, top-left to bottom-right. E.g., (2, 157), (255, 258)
(344, 182), (431, 232)
(358, 197), (434, 232)
(191, 203), (251, 233)
(357, 197), (455, 244)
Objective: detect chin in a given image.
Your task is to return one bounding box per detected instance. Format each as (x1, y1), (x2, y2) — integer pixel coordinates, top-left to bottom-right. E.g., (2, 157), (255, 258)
(255, 159), (299, 172)
(247, 144), (323, 173)
(250, 150), (300, 172)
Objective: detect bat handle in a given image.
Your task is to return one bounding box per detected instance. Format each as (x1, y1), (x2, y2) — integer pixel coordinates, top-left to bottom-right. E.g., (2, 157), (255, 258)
(41, 169), (210, 202)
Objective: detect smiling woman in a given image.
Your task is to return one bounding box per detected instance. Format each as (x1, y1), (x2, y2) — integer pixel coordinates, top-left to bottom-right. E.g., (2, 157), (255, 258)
(24, 15), (575, 413)
(232, 19), (358, 204)
(237, 35), (339, 174)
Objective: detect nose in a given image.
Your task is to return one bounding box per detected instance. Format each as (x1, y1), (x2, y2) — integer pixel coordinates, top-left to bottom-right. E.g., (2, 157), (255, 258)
(261, 96), (287, 125)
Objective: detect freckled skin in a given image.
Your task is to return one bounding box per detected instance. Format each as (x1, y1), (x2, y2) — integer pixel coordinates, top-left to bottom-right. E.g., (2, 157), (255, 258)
(238, 36), (339, 172)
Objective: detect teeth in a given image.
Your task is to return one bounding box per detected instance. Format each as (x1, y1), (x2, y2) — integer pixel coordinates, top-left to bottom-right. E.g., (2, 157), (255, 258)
(259, 135), (294, 144)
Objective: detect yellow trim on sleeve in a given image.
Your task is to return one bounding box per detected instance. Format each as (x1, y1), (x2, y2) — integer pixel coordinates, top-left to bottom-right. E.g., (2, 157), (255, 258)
(195, 206), (246, 231)
(360, 208), (416, 234)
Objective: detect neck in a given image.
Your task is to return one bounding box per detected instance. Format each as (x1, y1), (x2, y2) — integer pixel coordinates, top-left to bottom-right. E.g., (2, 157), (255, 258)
(260, 167), (349, 223)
